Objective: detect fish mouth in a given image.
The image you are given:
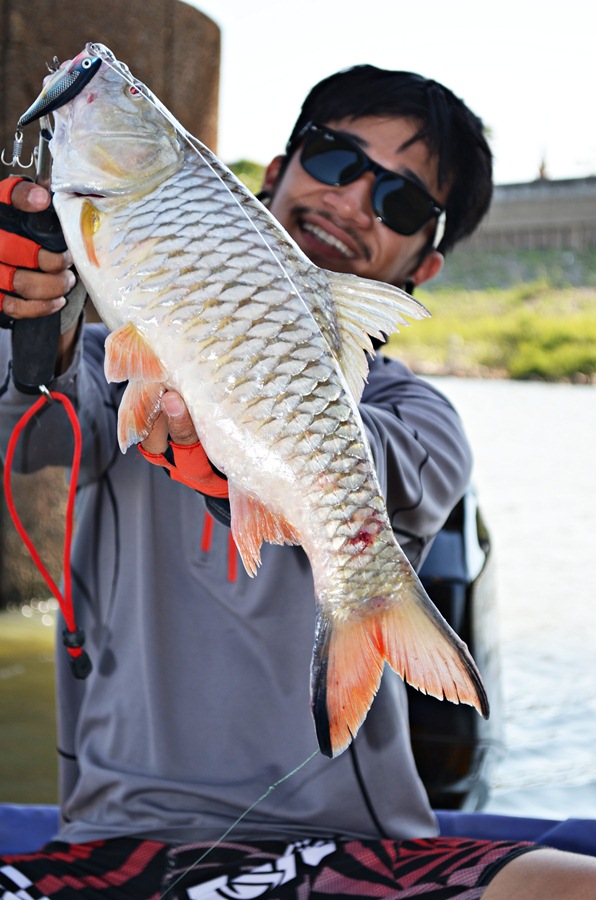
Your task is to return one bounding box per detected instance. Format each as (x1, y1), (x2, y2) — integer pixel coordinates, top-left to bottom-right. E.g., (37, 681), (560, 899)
(54, 182), (139, 201)
(52, 184), (109, 199)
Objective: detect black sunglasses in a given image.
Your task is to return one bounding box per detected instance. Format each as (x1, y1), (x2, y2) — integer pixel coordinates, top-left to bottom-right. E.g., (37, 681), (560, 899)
(293, 122), (446, 247)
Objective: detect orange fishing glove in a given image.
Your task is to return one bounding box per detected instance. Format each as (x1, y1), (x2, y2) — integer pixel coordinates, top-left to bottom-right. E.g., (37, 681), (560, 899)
(0, 176), (86, 332)
(139, 440), (229, 498)
(0, 177), (41, 315)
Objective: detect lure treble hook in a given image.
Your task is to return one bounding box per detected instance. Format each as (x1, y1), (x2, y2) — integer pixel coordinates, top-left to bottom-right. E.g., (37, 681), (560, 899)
(1, 130), (35, 169)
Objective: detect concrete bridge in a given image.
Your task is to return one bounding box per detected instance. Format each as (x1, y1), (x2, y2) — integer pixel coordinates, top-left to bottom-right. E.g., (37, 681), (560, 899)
(465, 175), (596, 251)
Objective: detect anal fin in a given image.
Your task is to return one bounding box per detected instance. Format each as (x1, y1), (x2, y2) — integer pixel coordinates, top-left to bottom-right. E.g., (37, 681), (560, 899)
(229, 485), (300, 577)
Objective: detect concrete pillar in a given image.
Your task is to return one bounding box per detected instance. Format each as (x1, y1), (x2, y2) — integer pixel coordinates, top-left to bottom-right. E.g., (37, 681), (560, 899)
(0, 0), (220, 177)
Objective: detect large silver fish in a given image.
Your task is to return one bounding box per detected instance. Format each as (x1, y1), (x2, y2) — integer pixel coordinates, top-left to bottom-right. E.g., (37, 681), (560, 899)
(20, 43), (488, 757)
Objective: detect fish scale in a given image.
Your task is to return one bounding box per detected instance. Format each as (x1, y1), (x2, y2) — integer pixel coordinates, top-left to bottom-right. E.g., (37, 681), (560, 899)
(22, 42), (490, 757)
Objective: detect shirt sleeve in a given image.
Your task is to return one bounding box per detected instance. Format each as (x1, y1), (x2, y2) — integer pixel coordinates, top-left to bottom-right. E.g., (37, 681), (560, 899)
(359, 355), (472, 568)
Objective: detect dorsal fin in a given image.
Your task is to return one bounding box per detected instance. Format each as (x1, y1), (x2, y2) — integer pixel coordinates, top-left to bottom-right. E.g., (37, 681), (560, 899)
(327, 273), (430, 402)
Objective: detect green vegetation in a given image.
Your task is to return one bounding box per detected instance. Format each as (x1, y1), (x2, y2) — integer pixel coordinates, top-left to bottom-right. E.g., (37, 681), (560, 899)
(387, 247), (596, 381)
(229, 159), (265, 195)
(387, 277), (596, 383)
(0, 608), (58, 803)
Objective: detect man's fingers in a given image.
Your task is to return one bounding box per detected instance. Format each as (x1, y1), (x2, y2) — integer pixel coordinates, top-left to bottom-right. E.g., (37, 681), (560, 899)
(140, 392), (198, 453)
(0, 293), (66, 320)
(7, 179), (52, 213)
(38, 247), (74, 272)
(141, 393), (198, 456)
(8, 266), (76, 302)
(0, 179), (73, 272)
(140, 411), (169, 455)
(0, 235), (73, 274)
(0, 230), (40, 269)
(161, 392), (198, 445)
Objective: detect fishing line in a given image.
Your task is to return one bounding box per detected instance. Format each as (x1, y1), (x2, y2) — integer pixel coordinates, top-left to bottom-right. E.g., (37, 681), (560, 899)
(158, 748), (319, 899)
(90, 44), (321, 316)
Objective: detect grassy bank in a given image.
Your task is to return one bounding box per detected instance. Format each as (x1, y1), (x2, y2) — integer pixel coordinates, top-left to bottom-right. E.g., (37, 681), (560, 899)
(387, 281), (596, 382)
(0, 607), (57, 803)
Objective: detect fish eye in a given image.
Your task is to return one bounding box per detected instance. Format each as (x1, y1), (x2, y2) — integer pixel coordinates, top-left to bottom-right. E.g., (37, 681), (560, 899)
(128, 84), (143, 99)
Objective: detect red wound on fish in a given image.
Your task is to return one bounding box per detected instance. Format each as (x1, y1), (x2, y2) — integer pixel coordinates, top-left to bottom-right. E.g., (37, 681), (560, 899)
(347, 529), (375, 549)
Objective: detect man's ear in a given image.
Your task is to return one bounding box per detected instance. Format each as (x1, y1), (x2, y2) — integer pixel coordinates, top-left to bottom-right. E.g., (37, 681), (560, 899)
(409, 249), (444, 288)
(260, 155), (285, 194)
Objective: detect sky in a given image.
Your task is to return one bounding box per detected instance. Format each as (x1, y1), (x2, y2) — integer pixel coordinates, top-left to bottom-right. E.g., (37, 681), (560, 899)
(185, 0), (595, 186)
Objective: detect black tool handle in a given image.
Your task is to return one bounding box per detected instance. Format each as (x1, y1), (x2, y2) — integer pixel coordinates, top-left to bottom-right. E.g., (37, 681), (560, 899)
(0, 198), (68, 393)
(12, 313), (61, 392)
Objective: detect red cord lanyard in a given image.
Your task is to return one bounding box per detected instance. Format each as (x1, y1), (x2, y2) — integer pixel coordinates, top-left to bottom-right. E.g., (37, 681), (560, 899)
(3, 389), (92, 678)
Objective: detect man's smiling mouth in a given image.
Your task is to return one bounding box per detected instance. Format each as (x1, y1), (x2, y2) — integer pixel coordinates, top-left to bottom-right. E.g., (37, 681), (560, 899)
(301, 221), (356, 259)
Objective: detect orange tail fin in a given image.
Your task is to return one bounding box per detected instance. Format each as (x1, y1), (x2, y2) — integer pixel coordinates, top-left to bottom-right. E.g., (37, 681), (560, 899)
(311, 577), (489, 758)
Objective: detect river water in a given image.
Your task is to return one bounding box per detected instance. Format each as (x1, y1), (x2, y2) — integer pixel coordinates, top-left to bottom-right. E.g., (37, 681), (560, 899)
(428, 376), (596, 820)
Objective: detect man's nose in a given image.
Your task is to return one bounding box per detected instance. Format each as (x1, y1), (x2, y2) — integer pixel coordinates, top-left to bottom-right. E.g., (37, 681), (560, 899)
(321, 173), (376, 227)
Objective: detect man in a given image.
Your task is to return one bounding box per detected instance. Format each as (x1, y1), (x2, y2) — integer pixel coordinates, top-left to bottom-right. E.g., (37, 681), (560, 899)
(1, 65), (594, 898)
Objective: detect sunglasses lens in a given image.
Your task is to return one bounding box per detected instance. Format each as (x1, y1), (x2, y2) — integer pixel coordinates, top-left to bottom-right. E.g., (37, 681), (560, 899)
(298, 126), (442, 239)
(300, 132), (364, 185)
(373, 173), (434, 235)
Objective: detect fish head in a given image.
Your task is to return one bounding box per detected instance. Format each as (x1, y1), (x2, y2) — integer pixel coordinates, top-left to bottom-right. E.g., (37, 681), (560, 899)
(25, 43), (183, 198)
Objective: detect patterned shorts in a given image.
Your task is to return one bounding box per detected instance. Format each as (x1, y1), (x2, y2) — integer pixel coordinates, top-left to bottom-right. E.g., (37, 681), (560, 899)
(0, 835), (540, 899)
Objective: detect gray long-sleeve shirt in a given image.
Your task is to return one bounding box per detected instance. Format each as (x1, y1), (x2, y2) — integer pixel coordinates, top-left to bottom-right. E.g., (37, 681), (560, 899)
(0, 322), (472, 845)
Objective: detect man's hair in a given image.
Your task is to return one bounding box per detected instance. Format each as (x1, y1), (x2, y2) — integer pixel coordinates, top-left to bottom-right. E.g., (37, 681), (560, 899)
(282, 65), (493, 255)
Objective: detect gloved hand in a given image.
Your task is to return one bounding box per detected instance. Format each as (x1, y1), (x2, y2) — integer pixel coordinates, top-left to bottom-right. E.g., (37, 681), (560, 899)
(140, 391), (229, 498)
(140, 440), (229, 497)
(0, 176), (85, 332)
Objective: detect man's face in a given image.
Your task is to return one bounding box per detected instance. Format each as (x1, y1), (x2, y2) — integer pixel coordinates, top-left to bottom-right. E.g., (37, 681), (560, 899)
(265, 115), (449, 288)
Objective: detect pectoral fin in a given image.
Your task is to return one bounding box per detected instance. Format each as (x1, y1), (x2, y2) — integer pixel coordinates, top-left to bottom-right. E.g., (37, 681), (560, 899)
(105, 322), (167, 384)
(117, 381), (165, 452)
(105, 323), (168, 452)
(81, 199), (101, 268)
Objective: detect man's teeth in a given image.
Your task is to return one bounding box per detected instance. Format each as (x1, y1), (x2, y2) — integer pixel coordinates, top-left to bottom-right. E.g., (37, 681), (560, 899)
(302, 222), (355, 258)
